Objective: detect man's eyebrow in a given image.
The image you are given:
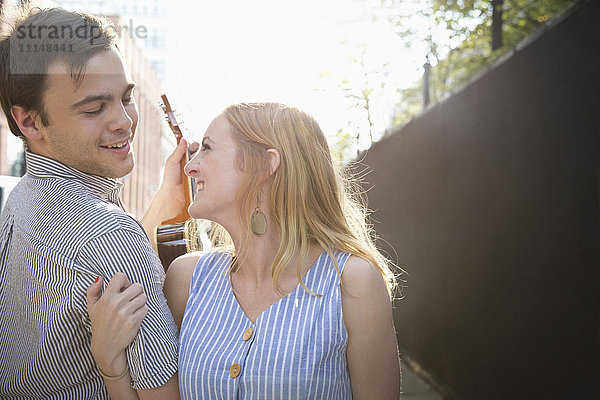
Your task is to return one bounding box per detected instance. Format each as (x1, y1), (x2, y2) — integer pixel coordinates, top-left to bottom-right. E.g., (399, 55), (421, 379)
(69, 83), (136, 109)
(123, 83), (136, 95)
(69, 94), (112, 109)
(203, 136), (214, 143)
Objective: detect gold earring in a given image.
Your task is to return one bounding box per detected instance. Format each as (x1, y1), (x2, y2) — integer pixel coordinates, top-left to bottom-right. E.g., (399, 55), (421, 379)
(250, 193), (267, 236)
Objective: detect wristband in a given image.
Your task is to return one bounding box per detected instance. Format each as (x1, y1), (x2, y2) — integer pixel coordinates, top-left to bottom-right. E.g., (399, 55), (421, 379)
(97, 364), (129, 381)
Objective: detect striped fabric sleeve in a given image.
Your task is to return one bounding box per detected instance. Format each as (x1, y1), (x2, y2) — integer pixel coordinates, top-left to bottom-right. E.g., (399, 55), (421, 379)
(78, 227), (179, 390)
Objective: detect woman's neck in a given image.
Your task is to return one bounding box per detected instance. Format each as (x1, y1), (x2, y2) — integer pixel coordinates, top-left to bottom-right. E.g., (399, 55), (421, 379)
(232, 229), (281, 285)
(229, 228), (322, 289)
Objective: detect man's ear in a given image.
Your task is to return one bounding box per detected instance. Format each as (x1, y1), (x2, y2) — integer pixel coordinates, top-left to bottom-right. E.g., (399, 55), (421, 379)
(10, 105), (44, 141)
(267, 148), (280, 176)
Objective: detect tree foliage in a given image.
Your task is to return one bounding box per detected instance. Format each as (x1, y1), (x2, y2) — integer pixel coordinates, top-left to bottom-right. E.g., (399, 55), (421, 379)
(386, 0), (576, 126)
(320, 41), (394, 160)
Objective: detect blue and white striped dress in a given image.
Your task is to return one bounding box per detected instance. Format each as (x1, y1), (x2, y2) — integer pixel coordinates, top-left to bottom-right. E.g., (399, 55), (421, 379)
(179, 250), (353, 399)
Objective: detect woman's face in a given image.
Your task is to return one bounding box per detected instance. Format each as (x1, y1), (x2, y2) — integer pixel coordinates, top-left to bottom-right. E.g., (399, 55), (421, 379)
(184, 114), (243, 223)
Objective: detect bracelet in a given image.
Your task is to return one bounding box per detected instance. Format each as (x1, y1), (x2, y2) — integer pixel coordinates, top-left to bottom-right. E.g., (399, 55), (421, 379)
(97, 364), (129, 381)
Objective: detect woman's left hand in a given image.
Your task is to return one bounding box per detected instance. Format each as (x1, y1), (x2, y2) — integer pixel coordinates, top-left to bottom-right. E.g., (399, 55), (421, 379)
(86, 273), (148, 376)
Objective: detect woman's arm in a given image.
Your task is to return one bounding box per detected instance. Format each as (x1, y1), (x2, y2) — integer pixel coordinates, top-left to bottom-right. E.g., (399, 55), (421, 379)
(341, 256), (401, 399)
(163, 252), (202, 329)
(84, 252), (199, 398)
(86, 273), (147, 399)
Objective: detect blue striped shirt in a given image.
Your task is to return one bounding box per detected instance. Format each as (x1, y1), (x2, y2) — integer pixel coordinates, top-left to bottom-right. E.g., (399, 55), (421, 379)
(0, 152), (178, 398)
(179, 250), (353, 399)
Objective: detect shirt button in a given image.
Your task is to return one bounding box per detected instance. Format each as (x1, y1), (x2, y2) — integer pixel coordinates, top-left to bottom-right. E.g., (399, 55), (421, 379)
(230, 363), (241, 378)
(243, 327), (253, 341)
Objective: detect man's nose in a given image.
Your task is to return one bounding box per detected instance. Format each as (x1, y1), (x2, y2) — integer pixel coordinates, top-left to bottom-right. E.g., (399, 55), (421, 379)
(108, 103), (134, 132)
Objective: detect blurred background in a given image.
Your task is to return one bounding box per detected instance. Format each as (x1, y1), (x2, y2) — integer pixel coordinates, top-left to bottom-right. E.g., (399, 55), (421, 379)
(1, 1), (597, 399)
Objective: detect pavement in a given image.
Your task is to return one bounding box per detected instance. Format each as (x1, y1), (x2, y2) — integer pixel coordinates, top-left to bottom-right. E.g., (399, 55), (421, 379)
(401, 360), (443, 400)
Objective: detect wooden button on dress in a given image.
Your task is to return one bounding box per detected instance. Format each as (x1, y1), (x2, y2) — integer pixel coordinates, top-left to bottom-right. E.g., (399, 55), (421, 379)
(243, 327), (253, 341)
(229, 363), (241, 378)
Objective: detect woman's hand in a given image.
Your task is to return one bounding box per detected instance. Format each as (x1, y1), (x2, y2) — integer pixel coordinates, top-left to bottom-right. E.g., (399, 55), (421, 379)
(158, 139), (201, 203)
(140, 139), (200, 248)
(86, 273), (148, 376)
(153, 139), (201, 220)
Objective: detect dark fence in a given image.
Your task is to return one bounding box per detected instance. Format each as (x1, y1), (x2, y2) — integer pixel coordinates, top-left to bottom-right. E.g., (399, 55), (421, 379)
(362, 1), (599, 399)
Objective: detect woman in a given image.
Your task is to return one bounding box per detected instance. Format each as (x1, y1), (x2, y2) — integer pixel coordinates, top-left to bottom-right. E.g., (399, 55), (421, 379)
(90, 102), (401, 399)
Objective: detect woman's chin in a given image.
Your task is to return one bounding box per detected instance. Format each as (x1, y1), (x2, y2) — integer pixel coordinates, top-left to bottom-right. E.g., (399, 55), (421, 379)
(188, 207), (213, 222)
(187, 206), (202, 220)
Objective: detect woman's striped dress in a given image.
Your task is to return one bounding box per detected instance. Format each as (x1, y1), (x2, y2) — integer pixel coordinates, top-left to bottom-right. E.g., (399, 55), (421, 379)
(179, 250), (353, 399)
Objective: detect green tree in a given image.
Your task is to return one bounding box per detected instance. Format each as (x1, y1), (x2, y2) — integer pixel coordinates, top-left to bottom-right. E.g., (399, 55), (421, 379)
(385, 0), (575, 124)
(330, 128), (356, 164)
(320, 42), (393, 159)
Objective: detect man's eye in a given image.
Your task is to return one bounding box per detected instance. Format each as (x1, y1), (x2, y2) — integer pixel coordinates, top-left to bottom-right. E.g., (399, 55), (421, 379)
(201, 143), (210, 151)
(123, 96), (133, 105)
(85, 105), (104, 115)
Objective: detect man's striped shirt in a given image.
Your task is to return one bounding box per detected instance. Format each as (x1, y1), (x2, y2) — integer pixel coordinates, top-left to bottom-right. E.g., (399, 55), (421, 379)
(0, 152), (178, 399)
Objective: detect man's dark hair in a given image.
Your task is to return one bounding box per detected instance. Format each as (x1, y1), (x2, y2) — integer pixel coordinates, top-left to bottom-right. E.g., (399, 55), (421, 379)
(0, 7), (118, 139)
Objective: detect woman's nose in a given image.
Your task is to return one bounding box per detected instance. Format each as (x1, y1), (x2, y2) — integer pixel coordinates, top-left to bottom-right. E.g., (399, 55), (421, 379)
(184, 150), (200, 177)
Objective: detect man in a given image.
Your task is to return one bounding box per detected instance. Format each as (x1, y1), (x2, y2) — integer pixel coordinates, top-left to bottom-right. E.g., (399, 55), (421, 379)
(0, 8), (185, 399)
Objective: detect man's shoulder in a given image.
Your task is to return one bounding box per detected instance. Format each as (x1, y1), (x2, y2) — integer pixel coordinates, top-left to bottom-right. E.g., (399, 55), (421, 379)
(11, 174), (143, 244)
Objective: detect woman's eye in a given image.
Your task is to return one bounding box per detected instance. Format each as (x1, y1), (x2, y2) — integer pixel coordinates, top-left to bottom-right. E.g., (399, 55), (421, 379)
(123, 97), (133, 105)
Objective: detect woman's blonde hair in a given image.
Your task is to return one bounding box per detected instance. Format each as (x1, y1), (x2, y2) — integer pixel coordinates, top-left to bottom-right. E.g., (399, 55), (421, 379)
(209, 102), (398, 298)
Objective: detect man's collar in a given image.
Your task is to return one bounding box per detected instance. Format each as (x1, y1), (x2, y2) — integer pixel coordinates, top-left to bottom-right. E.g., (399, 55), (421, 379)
(25, 151), (124, 205)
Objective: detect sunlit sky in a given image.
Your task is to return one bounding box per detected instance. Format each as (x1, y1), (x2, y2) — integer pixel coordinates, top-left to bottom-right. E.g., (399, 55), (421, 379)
(5, 0), (435, 163)
(164, 0), (427, 152)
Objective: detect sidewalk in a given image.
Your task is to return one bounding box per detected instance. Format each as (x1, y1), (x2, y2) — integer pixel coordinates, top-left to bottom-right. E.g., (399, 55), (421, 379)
(401, 360), (443, 400)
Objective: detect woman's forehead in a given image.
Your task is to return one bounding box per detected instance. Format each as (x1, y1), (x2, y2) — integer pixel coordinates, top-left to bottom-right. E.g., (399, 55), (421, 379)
(205, 115), (234, 141)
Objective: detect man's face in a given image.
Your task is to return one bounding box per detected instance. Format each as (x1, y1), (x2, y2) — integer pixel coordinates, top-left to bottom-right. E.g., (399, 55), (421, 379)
(36, 46), (138, 178)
